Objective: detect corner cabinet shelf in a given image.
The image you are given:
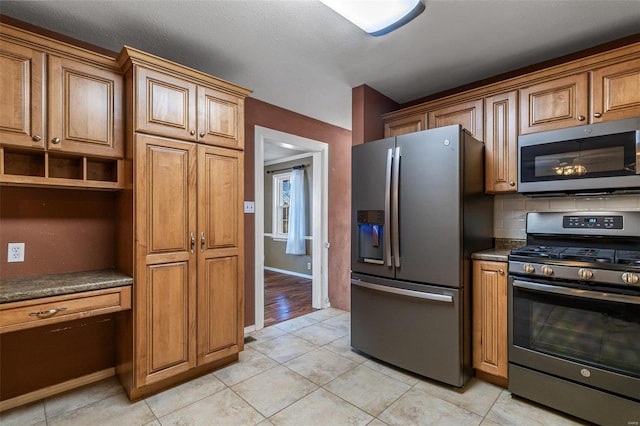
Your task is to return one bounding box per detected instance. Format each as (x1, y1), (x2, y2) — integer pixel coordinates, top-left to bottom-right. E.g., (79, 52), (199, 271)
(0, 147), (124, 190)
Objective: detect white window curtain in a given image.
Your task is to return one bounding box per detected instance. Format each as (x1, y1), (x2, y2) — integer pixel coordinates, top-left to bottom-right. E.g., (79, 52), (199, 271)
(286, 168), (306, 255)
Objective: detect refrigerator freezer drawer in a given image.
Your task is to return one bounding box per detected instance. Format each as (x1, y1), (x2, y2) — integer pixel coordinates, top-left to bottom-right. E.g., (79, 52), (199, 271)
(351, 278), (469, 387)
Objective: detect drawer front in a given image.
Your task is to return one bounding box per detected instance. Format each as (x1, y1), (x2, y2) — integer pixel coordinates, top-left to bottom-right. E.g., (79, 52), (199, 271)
(0, 286), (131, 333)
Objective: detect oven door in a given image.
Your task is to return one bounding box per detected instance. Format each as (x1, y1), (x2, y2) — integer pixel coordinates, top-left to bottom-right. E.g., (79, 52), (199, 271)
(517, 120), (640, 194)
(508, 277), (640, 401)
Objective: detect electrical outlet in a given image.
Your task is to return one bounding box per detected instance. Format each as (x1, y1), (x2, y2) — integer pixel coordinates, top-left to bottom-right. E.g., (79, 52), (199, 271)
(8, 243), (25, 262)
(306, 262), (312, 270)
(244, 201), (255, 214)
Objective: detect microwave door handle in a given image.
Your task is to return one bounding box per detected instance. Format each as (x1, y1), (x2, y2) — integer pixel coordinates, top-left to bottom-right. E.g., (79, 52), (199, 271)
(392, 147), (401, 268)
(513, 280), (640, 305)
(385, 148), (393, 268)
(634, 130), (640, 175)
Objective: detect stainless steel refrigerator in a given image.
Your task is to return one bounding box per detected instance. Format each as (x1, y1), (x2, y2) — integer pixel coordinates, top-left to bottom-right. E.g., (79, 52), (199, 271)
(351, 125), (493, 387)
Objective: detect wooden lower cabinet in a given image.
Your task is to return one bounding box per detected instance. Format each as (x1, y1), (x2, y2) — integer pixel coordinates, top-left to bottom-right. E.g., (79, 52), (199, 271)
(472, 260), (508, 386)
(196, 145), (243, 365)
(120, 135), (243, 398)
(134, 135), (197, 387)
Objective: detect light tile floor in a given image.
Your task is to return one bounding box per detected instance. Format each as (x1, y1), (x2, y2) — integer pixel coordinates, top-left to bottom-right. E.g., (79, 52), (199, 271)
(1, 308), (590, 426)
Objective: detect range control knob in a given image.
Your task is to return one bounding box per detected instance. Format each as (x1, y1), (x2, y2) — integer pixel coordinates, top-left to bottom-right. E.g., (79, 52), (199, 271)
(622, 272), (640, 285)
(578, 268), (593, 280)
(523, 264), (535, 274)
(541, 265), (554, 277)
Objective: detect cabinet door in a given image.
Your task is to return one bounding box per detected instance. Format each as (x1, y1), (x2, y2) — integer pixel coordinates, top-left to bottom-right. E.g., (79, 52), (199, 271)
(197, 145), (243, 364)
(484, 91), (518, 193)
(383, 114), (425, 137)
(0, 40), (45, 150)
(48, 56), (123, 157)
(519, 73), (588, 134)
(591, 58), (640, 123)
(197, 86), (243, 149)
(135, 135), (197, 386)
(135, 66), (197, 142)
(427, 99), (483, 141)
(472, 261), (508, 380)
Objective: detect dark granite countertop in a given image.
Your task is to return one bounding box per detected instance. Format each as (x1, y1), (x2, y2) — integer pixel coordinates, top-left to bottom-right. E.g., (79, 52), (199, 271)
(471, 248), (512, 262)
(471, 239), (526, 262)
(0, 269), (133, 304)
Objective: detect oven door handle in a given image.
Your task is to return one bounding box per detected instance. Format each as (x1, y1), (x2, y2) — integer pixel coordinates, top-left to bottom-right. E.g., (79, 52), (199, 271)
(513, 280), (640, 305)
(352, 279), (453, 303)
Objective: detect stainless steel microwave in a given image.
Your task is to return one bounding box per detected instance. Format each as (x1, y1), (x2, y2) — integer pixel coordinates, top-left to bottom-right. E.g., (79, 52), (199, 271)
(517, 117), (640, 195)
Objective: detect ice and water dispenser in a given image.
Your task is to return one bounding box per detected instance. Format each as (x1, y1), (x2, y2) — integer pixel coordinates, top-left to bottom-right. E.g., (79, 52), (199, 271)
(356, 210), (385, 265)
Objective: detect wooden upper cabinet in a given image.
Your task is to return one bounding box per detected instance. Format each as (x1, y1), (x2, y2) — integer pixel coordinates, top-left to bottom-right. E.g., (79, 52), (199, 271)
(0, 40), (46, 150)
(120, 46), (250, 150)
(519, 73), (589, 134)
(135, 66), (198, 142)
(591, 57), (640, 123)
(48, 56), (123, 157)
(0, 36), (123, 158)
(427, 99), (484, 141)
(484, 91), (518, 193)
(472, 260), (508, 382)
(384, 114), (425, 137)
(197, 86), (243, 149)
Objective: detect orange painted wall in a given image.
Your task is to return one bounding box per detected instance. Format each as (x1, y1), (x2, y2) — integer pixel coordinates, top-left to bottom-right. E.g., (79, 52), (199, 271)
(244, 98), (352, 326)
(0, 187), (116, 279)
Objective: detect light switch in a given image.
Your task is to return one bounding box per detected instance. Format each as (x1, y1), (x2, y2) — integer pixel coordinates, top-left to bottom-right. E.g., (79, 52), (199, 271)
(244, 201), (255, 214)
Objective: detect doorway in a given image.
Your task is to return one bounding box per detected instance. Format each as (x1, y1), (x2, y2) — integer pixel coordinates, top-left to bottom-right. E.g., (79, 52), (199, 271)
(254, 126), (329, 331)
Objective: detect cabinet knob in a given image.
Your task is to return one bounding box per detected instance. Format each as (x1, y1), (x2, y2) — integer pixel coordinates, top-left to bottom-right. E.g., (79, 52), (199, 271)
(199, 132), (206, 138)
(190, 232), (196, 254)
(577, 115), (585, 121)
(51, 137), (61, 144)
(498, 269), (505, 275)
(508, 180), (515, 187)
(200, 232), (206, 252)
(593, 112), (602, 118)
(190, 130), (196, 136)
(32, 135), (42, 142)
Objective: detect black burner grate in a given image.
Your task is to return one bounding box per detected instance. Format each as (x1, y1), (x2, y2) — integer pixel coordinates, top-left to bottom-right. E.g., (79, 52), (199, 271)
(616, 250), (640, 266)
(559, 247), (616, 263)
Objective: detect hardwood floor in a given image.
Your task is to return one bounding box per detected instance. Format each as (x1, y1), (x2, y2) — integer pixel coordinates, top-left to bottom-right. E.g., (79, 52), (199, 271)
(264, 270), (316, 327)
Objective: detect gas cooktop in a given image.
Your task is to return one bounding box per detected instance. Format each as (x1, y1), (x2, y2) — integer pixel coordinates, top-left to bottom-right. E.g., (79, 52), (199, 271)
(510, 245), (640, 265)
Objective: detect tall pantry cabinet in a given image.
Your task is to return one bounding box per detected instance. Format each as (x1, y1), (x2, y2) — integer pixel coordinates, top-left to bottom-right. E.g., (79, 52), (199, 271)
(116, 47), (250, 399)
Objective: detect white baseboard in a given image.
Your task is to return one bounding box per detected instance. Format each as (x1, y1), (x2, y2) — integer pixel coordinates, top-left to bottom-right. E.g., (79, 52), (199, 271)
(264, 266), (312, 279)
(244, 325), (256, 334)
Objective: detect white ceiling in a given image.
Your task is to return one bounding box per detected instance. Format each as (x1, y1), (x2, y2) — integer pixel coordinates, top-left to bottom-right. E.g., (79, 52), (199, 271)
(2, 0), (640, 132)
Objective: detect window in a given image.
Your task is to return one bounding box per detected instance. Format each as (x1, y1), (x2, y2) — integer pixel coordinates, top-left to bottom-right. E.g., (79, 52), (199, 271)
(272, 172), (291, 240)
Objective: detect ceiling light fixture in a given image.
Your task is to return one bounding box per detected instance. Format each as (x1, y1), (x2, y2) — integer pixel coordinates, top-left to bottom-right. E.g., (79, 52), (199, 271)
(320, 0), (425, 36)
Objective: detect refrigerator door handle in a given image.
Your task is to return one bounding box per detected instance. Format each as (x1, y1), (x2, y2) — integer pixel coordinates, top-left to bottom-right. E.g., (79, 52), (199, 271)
(385, 148), (393, 268)
(392, 147), (401, 268)
(352, 279), (453, 303)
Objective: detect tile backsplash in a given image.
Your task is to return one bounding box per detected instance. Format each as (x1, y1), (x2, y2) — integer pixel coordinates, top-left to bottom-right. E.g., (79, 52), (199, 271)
(494, 194), (640, 239)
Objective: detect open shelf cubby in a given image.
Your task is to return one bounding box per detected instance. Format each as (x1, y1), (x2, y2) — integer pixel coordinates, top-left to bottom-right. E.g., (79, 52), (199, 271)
(1, 147), (123, 190)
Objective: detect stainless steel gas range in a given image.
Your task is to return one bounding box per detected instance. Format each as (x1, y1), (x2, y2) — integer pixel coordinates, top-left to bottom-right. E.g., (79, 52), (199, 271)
(508, 211), (640, 426)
